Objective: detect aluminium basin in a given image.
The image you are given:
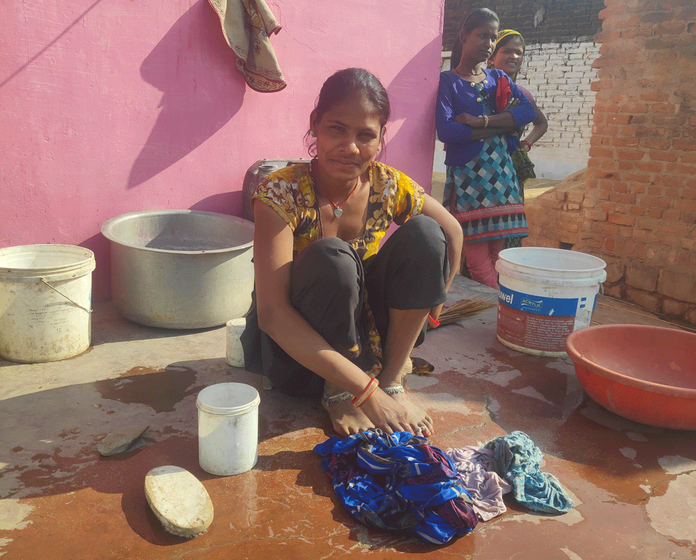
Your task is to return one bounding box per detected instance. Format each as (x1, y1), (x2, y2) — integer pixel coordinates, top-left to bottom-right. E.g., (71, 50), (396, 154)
(101, 210), (254, 329)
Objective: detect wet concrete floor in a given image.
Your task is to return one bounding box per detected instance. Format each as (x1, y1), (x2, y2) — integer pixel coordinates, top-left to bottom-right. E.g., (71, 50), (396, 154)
(1, 276), (695, 559)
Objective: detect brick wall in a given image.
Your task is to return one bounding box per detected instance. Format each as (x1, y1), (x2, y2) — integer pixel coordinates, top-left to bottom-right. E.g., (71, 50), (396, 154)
(519, 42), (599, 154)
(579, 0), (696, 324)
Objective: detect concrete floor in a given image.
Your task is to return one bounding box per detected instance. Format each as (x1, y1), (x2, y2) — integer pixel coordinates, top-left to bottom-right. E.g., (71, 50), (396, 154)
(1, 276), (695, 559)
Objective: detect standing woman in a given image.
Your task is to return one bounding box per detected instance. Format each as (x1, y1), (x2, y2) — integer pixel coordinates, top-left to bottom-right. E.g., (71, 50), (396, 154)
(436, 9), (536, 289)
(489, 29), (549, 201)
(242, 68), (462, 438)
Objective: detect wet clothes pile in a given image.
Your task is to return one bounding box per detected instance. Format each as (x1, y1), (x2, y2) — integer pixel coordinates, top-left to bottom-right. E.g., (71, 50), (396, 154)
(315, 430), (573, 544)
(314, 430), (478, 544)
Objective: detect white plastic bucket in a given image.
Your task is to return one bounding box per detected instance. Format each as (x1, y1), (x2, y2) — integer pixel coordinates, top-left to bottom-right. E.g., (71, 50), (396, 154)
(196, 383), (260, 476)
(0, 244), (96, 363)
(495, 247), (607, 357)
(226, 318), (246, 368)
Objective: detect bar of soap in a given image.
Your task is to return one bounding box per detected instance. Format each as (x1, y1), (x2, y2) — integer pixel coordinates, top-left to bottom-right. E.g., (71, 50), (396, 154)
(145, 466), (214, 538)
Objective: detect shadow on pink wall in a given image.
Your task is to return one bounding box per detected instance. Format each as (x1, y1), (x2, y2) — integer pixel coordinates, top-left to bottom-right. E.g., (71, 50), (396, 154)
(127, 0), (245, 190)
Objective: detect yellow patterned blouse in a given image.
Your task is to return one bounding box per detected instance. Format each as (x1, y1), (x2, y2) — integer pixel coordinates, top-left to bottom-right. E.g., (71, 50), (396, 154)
(253, 160), (425, 261)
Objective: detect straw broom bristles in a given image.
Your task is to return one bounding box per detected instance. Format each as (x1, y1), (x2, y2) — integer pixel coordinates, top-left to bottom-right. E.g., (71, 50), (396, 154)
(432, 297), (497, 328)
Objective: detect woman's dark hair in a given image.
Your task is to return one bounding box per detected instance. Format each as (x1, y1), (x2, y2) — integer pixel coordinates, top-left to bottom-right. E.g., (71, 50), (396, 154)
(306, 68), (390, 156)
(450, 8), (500, 69)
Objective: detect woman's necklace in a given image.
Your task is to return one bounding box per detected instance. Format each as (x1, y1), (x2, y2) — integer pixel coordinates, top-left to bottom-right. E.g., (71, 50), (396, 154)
(312, 162), (361, 218)
(453, 66), (484, 84)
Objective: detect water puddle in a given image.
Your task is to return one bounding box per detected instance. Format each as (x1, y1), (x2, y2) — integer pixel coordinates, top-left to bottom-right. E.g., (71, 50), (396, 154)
(94, 365), (199, 413)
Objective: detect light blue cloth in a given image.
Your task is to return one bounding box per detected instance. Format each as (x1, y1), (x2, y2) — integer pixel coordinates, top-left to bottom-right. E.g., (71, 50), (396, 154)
(483, 431), (573, 514)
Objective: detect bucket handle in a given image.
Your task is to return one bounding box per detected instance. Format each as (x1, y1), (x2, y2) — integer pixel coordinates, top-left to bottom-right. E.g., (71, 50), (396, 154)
(40, 278), (92, 314)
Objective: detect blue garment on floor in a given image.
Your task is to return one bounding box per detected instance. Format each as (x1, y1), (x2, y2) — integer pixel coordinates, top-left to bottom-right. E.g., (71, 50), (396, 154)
(483, 431), (574, 514)
(314, 430), (478, 544)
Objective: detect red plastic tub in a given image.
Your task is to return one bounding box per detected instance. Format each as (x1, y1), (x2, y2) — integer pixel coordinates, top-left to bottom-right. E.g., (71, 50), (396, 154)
(565, 324), (696, 430)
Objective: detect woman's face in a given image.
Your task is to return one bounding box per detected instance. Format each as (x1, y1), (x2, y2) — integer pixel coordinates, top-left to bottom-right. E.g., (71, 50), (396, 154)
(491, 36), (525, 77)
(312, 94), (383, 183)
(460, 20), (499, 65)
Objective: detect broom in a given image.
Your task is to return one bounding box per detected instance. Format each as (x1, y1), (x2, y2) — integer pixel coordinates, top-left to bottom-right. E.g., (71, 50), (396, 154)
(428, 296), (496, 328)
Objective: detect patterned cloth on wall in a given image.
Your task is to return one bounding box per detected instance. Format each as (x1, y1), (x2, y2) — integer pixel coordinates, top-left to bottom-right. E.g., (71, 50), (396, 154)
(208, 0), (286, 92)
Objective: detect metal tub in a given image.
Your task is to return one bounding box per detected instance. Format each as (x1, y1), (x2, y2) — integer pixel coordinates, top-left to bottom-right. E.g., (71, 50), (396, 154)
(101, 210), (254, 329)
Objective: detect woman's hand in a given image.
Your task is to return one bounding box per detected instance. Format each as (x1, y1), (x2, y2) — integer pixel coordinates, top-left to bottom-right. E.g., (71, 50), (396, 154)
(454, 112), (482, 127)
(359, 389), (412, 434)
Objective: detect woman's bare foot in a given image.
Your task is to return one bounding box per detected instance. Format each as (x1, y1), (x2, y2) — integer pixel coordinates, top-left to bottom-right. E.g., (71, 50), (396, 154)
(321, 393), (375, 436)
(381, 359), (434, 437)
(382, 385), (434, 437)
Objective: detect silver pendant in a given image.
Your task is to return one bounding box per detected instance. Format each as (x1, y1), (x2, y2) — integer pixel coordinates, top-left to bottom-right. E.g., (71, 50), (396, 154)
(333, 207), (343, 218)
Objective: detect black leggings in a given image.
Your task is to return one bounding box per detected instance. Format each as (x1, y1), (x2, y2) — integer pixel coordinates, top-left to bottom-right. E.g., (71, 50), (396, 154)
(241, 214), (449, 398)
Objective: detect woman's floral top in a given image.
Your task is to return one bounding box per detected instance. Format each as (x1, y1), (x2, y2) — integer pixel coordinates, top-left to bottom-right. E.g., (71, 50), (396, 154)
(253, 160), (425, 261)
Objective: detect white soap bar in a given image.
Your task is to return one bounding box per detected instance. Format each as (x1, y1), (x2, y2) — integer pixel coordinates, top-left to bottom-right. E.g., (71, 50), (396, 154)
(144, 466), (214, 538)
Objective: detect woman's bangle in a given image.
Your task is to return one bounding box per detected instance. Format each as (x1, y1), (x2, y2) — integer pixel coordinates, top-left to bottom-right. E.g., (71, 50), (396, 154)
(352, 377), (379, 407)
(521, 140), (532, 150)
(482, 115), (489, 128)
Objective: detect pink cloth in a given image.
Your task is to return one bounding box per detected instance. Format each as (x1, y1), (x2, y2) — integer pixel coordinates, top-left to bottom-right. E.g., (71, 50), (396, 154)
(445, 446), (513, 522)
(463, 239), (505, 288)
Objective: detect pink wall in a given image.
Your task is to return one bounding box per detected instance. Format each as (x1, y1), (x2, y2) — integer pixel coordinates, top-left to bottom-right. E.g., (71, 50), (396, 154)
(1, 0), (444, 301)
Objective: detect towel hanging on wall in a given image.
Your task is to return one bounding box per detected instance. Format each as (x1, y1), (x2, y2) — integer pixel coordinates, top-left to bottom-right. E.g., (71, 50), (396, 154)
(209, 0), (287, 92)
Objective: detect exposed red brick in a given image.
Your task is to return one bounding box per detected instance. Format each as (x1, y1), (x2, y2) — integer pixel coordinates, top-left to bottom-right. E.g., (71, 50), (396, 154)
(608, 213), (636, 226)
(586, 210), (608, 221)
(589, 146), (614, 158)
(608, 114), (632, 124)
(639, 91), (669, 103)
(673, 163), (696, 175)
(659, 224), (689, 237)
(624, 172), (651, 183)
(611, 137), (640, 148)
(662, 209), (682, 222)
(654, 175), (686, 188)
(674, 139), (696, 151)
(649, 150), (678, 162)
(609, 192), (636, 204)
(593, 221), (619, 236)
(675, 199), (696, 212)
(654, 22), (687, 35)
(621, 28), (653, 39)
(641, 138), (671, 150)
(635, 161), (664, 172)
(617, 148), (645, 161)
